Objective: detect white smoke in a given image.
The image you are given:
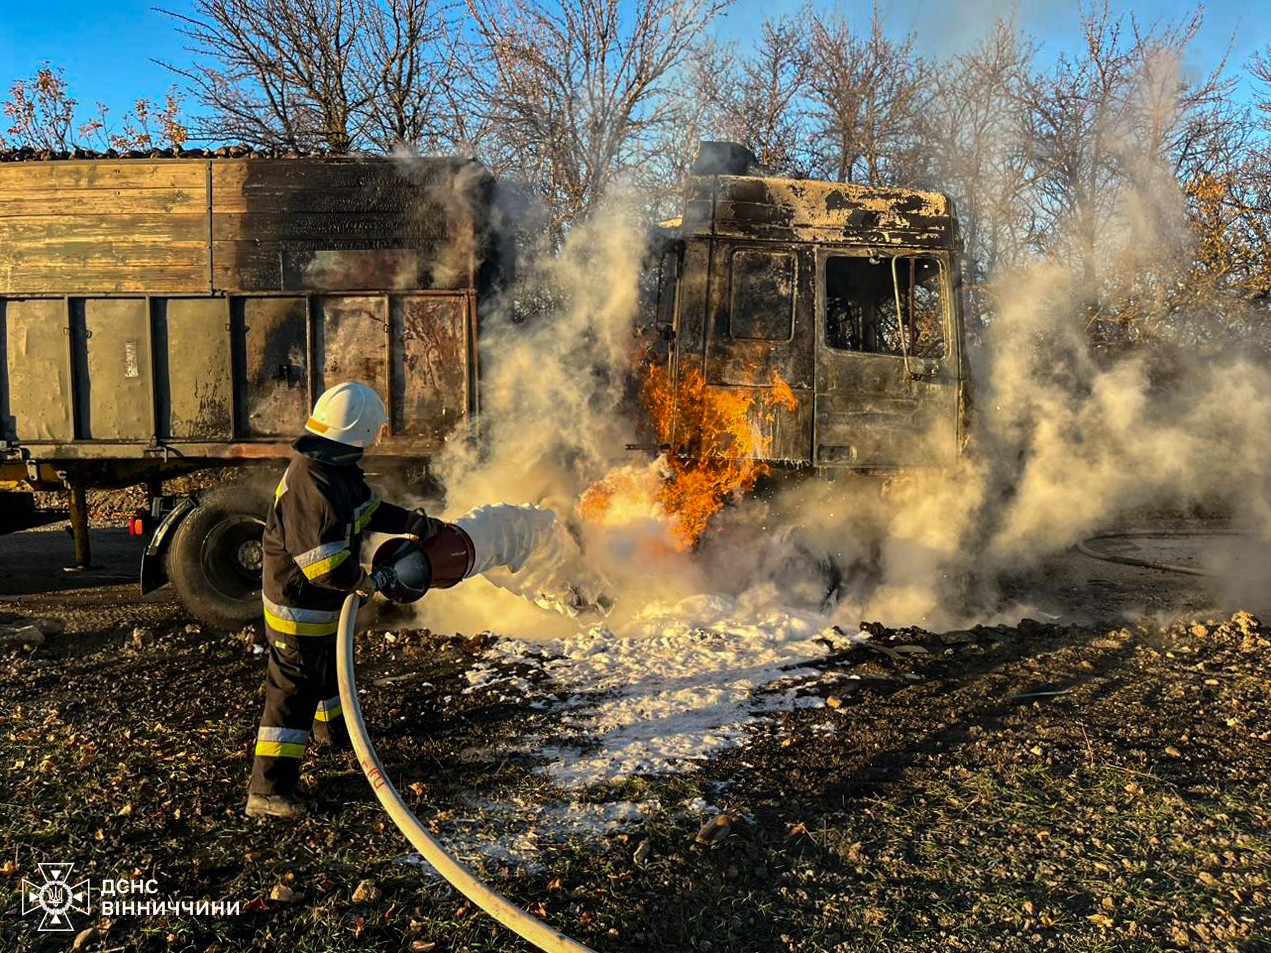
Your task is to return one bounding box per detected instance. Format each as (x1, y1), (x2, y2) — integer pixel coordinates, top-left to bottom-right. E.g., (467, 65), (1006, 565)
(417, 191), (688, 637)
(410, 72), (1271, 639)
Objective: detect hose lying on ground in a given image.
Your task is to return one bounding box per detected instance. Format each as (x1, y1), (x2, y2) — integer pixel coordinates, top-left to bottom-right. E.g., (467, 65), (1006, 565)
(1076, 528), (1248, 579)
(336, 592), (598, 953)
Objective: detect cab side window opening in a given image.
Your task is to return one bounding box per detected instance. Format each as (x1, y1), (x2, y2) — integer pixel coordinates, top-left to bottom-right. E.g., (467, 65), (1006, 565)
(729, 248), (795, 341)
(825, 255), (946, 359)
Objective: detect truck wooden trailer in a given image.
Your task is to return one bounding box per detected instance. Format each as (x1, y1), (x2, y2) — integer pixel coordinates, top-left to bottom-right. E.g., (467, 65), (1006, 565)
(0, 144), (970, 627)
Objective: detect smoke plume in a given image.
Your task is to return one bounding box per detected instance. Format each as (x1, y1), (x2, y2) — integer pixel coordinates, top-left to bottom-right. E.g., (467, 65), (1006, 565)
(413, 84), (1271, 638)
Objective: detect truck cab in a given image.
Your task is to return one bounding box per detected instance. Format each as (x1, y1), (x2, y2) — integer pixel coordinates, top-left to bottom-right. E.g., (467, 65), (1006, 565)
(646, 142), (971, 471)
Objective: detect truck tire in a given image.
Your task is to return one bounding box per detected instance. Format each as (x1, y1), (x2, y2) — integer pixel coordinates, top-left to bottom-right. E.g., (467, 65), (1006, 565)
(167, 485), (270, 630)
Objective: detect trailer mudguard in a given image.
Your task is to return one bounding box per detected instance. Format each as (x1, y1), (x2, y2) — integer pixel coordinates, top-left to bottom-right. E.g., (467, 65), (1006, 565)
(139, 496), (197, 595)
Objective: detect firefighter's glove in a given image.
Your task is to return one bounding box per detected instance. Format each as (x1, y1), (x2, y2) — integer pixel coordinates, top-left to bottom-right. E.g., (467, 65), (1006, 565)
(355, 566), (396, 600)
(406, 507), (444, 542)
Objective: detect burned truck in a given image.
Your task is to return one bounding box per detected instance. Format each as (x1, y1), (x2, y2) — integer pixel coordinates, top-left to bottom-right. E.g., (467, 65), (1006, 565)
(646, 142), (970, 472)
(0, 143), (969, 627)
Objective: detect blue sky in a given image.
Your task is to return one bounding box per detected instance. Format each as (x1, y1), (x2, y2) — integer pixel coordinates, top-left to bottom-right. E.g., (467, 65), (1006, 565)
(0, 0), (1265, 134)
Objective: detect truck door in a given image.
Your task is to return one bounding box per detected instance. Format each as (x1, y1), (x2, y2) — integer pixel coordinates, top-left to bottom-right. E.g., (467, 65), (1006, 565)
(815, 250), (959, 468)
(701, 242), (813, 462)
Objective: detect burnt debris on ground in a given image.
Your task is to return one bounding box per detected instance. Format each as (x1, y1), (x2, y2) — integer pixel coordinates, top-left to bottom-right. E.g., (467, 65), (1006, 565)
(1, 573), (1267, 952)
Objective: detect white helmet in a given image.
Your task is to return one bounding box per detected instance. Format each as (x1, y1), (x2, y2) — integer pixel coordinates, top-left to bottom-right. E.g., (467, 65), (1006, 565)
(305, 382), (388, 448)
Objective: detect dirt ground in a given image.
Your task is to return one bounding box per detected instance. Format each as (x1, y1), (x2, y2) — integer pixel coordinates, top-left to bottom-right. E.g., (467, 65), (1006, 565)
(0, 519), (1267, 952)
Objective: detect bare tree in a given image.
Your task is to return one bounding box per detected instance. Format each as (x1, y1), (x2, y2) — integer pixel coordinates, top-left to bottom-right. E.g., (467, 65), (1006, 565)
(357, 0), (462, 151)
(1017, 2), (1235, 348)
(2, 65), (77, 151)
(1174, 47), (1271, 344)
(641, 36), (733, 213)
(803, 5), (928, 186)
(162, 0), (458, 153)
(164, 0), (367, 152)
(462, 0), (731, 234)
(919, 21), (1037, 322)
(686, 16), (809, 176)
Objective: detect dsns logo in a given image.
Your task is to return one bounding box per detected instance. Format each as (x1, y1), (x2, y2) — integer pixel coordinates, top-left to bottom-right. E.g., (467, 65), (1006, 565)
(21, 863), (91, 931)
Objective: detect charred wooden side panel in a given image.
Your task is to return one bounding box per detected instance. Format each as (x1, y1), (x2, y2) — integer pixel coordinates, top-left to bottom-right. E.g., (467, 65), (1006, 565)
(210, 159), (489, 293)
(0, 162), (210, 294)
(0, 157), (494, 296)
(281, 248), (421, 292)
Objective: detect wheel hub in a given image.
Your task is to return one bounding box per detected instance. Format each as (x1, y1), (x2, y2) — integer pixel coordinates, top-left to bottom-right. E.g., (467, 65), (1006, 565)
(237, 538), (263, 571)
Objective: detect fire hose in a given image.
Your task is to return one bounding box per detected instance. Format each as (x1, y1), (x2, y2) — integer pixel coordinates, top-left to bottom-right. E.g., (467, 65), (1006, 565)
(1076, 528), (1248, 578)
(334, 506), (598, 953)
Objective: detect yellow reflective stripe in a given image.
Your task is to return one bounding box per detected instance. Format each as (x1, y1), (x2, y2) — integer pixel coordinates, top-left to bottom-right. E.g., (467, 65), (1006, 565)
(313, 703), (343, 722)
(301, 549), (351, 581)
(254, 741), (306, 759)
(274, 472), (289, 503)
(354, 497), (381, 533)
(262, 595), (339, 636)
(264, 607), (338, 637)
(295, 540), (348, 569)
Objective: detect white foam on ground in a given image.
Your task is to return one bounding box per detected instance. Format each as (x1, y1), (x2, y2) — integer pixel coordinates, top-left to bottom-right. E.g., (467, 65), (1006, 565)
(472, 584), (856, 788)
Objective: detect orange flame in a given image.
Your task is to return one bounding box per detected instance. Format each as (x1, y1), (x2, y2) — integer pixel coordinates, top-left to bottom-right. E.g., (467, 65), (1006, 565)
(583, 366), (799, 548)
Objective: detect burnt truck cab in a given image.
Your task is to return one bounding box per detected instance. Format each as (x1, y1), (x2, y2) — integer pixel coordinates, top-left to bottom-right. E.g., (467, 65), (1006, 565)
(648, 142), (971, 470)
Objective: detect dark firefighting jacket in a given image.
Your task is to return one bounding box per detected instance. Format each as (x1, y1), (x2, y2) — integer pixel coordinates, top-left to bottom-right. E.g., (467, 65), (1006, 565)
(261, 434), (411, 637)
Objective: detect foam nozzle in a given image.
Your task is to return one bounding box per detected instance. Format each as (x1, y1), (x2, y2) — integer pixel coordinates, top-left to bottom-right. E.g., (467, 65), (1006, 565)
(369, 523), (476, 603)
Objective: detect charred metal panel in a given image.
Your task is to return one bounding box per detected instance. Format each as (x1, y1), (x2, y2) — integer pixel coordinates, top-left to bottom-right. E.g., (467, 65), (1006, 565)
(3, 298), (73, 441)
(681, 189), (715, 237)
(317, 296), (389, 404)
(238, 297), (309, 438)
(390, 296), (469, 439)
(813, 248), (959, 468)
(160, 298), (233, 440)
(679, 175), (956, 249)
(704, 243), (815, 389)
(692, 141), (761, 175)
(673, 240), (711, 373)
(691, 242), (816, 463)
(709, 385), (814, 463)
(814, 400), (955, 467)
(78, 298), (153, 441)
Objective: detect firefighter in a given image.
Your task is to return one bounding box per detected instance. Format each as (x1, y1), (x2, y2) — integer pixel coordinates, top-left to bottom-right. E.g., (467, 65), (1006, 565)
(246, 381), (437, 819)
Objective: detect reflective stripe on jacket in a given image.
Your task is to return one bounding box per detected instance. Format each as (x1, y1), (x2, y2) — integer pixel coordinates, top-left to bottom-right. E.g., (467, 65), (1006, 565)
(261, 434), (410, 634)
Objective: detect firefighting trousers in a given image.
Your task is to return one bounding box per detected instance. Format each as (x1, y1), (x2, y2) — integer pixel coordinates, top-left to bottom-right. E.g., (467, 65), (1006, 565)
(248, 629), (350, 796)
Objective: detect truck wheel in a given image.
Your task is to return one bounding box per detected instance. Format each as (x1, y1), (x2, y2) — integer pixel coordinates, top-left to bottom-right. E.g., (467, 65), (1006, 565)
(167, 485), (269, 630)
